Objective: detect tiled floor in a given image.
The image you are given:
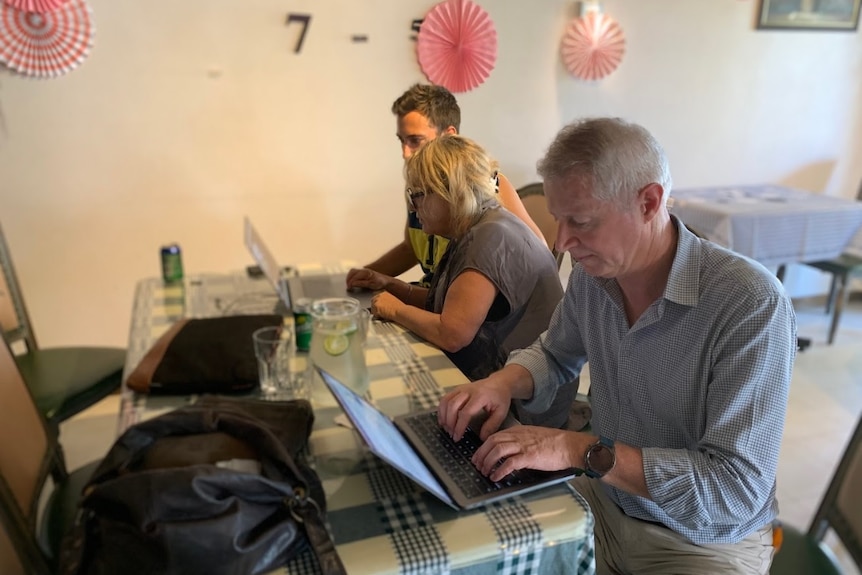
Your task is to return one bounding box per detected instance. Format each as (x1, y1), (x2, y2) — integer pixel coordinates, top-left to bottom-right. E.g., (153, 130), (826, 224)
(60, 294), (862, 572)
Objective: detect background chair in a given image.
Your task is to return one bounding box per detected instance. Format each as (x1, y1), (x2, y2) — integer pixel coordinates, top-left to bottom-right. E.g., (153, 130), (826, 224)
(801, 182), (862, 345)
(0, 221), (125, 426)
(517, 182), (565, 268)
(517, 183), (593, 430)
(771, 414), (862, 574)
(0, 338), (99, 574)
(1, 480), (52, 575)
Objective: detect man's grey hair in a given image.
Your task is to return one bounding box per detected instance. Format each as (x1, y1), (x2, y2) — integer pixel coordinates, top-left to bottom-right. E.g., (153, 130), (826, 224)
(537, 117), (672, 206)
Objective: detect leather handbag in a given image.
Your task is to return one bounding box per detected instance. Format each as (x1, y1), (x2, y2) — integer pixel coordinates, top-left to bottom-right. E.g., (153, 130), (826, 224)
(59, 397), (346, 575)
(125, 314), (283, 394)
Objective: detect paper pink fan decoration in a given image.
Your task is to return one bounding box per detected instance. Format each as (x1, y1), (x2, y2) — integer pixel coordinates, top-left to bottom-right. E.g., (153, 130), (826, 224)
(416, 0), (497, 93)
(3, 0), (70, 14)
(0, 0), (93, 78)
(561, 12), (625, 81)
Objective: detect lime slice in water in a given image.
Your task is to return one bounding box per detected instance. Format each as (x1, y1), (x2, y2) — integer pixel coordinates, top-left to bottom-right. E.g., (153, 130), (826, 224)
(334, 320), (357, 335)
(323, 334), (349, 356)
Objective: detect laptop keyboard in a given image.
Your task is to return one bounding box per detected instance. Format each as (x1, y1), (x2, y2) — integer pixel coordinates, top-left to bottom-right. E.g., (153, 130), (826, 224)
(405, 411), (526, 499)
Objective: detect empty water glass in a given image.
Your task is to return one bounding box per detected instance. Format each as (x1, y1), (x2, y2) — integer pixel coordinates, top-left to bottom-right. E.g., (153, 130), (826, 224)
(252, 325), (306, 399)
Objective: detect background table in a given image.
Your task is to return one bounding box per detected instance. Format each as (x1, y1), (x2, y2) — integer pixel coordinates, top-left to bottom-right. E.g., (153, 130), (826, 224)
(668, 185), (862, 268)
(119, 272), (596, 575)
(844, 227), (862, 259)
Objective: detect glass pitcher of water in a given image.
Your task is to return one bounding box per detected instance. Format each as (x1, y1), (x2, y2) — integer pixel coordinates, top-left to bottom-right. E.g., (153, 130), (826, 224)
(308, 297), (370, 407)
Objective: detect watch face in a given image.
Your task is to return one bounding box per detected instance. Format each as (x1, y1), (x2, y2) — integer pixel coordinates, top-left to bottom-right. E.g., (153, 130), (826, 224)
(588, 444), (615, 475)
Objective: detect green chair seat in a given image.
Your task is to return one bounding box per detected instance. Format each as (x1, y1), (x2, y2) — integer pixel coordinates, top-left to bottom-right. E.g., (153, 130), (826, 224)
(807, 253), (862, 276)
(771, 525), (842, 574)
(15, 347), (125, 424)
(39, 460), (101, 566)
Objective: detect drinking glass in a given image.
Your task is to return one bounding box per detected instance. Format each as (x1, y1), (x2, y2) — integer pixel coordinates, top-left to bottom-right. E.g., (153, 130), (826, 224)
(252, 325), (306, 399)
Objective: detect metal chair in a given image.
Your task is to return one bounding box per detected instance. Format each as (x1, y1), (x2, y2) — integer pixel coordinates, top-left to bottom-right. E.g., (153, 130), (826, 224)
(0, 337), (99, 574)
(0, 221), (125, 426)
(516, 183), (565, 268)
(801, 183), (862, 345)
(771, 414), (862, 573)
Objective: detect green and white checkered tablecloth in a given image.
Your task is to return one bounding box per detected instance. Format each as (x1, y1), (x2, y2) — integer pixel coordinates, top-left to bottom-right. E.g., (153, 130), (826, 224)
(118, 273), (595, 575)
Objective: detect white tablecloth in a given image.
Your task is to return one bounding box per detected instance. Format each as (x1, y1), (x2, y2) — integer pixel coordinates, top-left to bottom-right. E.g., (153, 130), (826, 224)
(844, 227), (862, 259)
(669, 185), (862, 266)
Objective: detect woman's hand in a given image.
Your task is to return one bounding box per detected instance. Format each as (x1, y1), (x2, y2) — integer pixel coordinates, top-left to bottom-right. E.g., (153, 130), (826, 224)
(346, 268), (390, 291)
(370, 291), (404, 321)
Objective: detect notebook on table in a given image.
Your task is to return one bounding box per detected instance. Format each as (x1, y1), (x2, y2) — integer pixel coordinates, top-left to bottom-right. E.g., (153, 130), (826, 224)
(243, 217), (374, 311)
(317, 366), (578, 510)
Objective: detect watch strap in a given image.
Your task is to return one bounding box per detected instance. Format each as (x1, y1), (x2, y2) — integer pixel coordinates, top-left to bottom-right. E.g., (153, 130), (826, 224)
(585, 435), (616, 479)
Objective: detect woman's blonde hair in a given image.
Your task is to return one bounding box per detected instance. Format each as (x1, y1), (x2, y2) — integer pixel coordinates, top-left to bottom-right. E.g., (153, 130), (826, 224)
(404, 135), (499, 237)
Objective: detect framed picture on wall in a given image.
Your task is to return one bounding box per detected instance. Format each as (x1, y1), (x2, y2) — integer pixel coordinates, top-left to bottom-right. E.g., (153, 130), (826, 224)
(757, 0), (861, 30)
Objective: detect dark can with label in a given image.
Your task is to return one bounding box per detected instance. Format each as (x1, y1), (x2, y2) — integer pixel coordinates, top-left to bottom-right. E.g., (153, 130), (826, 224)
(160, 244), (184, 284)
(293, 297), (313, 352)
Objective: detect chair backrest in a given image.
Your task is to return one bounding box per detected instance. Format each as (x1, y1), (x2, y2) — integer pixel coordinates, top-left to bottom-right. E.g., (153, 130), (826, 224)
(517, 183), (564, 268)
(0, 476), (50, 575)
(0, 525), (30, 575)
(0, 337), (60, 574)
(0, 529), (27, 575)
(809, 413), (862, 567)
(0, 222), (38, 352)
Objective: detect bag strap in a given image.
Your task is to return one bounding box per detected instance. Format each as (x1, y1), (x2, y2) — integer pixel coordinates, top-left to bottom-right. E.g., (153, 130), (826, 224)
(89, 405), (306, 485)
(125, 318), (189, 393)
(290, 492), (348, 575)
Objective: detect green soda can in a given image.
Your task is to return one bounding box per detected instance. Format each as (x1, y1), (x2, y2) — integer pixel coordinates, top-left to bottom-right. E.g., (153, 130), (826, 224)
(160, 244), (184, 284)
(293, 298), (313, 352)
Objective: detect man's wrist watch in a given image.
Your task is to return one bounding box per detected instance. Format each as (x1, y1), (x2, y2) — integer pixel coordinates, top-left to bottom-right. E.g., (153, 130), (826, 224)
(584, 436), (616, 479)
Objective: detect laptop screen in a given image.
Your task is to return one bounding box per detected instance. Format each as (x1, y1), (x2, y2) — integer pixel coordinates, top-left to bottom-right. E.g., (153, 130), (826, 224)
(318, 369), (454, 506)
(243, 217), (290, 307)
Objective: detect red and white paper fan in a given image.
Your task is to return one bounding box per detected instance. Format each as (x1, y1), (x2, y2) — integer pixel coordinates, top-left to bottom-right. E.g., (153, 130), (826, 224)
(0, 0), (93, 78)
(416, 0), (497, 93)
(561, 12), (625, 81)
(3, 0), (70, 14)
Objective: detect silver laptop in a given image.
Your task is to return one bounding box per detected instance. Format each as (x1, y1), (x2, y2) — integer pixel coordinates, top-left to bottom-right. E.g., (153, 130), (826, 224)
(243, 217), (374, 311)
(317, 366), (578, 510)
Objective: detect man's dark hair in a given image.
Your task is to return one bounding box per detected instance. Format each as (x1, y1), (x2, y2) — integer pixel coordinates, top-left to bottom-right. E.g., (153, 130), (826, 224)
(391, 84), (461, 133)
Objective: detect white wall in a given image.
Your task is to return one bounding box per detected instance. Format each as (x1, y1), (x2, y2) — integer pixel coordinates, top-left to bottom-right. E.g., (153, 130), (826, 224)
(1, 0), (860, 348)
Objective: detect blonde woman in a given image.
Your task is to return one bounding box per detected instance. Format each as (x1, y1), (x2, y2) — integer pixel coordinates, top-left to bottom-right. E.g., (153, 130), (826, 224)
(354, 135), (572, 428)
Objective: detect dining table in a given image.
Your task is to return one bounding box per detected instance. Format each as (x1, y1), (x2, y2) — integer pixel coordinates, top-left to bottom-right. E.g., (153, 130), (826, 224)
(844, 227), (862, 259)
(668, 185), (862, 268)
(117, 266), (596, 575)
(669, 185), (862, 349)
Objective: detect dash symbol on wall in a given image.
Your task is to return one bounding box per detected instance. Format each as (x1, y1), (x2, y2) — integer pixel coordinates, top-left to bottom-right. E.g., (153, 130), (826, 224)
(286, 13), (312, 54)
(351, 34), (369, 43)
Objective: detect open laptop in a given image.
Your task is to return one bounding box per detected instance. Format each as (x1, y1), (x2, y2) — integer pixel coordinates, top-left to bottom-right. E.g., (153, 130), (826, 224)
(317, 366), (578, 510)
(243, 217), (374, 311)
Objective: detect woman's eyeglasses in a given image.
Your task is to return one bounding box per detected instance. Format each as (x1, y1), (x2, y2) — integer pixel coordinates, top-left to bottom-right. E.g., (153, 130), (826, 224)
(405, 187), (426, 211)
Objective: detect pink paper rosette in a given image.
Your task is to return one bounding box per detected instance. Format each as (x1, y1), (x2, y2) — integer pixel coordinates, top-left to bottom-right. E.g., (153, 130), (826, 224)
(416, 0), (497, 93)
(3, 0), (70, 14)
(561, 12), (625, 81)
(0, 0), (93, 78)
